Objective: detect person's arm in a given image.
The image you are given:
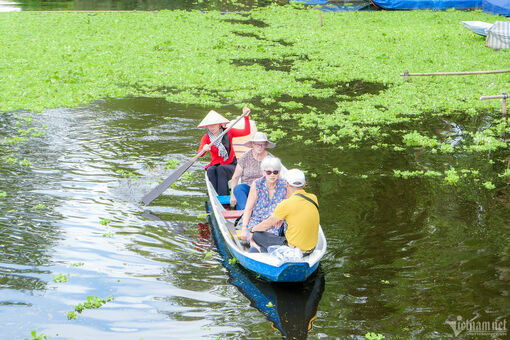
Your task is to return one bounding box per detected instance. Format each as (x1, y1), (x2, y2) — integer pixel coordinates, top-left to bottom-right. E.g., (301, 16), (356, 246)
(251, 215), (283, 233)
(240, 183), (257, 241)
(230, 164), (243, 206)
(197, 135), (211, 157)
(229, 107), (251, 137)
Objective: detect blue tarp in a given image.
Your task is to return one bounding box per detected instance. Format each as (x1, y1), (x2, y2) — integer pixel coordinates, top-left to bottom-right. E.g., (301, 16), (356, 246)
(370, 0), (481, 9)
(483, 0), (510, 16)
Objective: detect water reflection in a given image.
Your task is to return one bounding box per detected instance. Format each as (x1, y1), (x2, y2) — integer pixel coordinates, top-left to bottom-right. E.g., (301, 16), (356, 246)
(0, 0), (20, 11)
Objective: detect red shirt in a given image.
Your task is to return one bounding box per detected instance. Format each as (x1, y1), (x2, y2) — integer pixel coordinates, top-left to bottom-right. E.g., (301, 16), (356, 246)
(198, 115), (251, 169)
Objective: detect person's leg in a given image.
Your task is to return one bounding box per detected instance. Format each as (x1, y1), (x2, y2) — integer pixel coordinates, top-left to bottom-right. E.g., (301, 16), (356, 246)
(207, 166), (219, 193)
(216, 164), (236, 196)
(251, 231), (287, 253)
(233, 183), (250, 210)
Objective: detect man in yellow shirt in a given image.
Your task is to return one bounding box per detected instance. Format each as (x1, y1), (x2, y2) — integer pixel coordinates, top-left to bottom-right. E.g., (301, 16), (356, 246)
(250, 169), (320, 254)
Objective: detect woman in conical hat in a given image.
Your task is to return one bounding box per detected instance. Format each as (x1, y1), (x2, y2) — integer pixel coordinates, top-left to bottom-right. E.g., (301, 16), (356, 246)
(229, 131), (276, 210)
(198, 106), (251, 196)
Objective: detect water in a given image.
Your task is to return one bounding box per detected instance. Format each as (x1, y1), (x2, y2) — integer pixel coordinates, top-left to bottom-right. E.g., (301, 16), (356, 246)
(1, 0), (288, 12)
(1, 97), (509, 339)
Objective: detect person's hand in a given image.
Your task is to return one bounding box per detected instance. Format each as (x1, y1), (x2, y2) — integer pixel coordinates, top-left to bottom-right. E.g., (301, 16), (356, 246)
(240, 227), (249, 241)
(242, 106), (251, 116)
(230, 195), (237, 207)
(202, 144), (211, 152)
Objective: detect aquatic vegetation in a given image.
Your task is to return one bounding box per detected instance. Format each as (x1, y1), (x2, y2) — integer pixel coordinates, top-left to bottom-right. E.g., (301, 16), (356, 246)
(69, 296), (114, 319)
(115, 169), (139, 180)
(483, 181), (496, 190)
(203, 250), (216, 259)
(266, 301), (274, 307)
(53, 273), (68, 283)
(24, 330), (47, 340)
(32, 204), (46, 210)
(103, 231), (115, 238)
(0, 8), (508, 193)
(228, 257), (238, 265)
(165, 158), (181, 169)
(71, 262), (84, 267)
(365, 332), (385, 340)
(444, 168), (460, 186)
(0, 191), (6, 198)
(2, 136), (28, 145)
(99, 218), (111, 226)
(197, 212), (211, 219)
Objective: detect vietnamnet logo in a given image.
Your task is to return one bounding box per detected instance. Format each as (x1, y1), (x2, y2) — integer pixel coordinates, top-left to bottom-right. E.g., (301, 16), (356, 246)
(445, 315), (507, 337)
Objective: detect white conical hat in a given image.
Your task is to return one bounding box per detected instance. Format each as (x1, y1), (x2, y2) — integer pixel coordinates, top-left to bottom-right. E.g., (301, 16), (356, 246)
(197, 110), (230, 128)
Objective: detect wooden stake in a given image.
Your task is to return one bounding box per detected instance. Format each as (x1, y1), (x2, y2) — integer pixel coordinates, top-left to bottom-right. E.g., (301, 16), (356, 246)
(401, 69), (510, 80)
(319, 13), (323, 27)
(404, 69), (409, 82)
(502, 93), (507, 117)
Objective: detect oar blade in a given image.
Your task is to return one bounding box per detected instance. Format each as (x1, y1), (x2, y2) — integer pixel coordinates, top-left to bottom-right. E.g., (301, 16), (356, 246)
(142, 158), (197, 205)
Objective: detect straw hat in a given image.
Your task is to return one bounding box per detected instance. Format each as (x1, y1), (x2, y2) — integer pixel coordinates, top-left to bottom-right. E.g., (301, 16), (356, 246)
(197, 110), (230, 128)
(243, 132), (276, 148)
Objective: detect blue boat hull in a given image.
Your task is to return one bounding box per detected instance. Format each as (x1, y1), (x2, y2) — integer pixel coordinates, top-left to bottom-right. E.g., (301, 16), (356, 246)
(206, 201), (322, 282)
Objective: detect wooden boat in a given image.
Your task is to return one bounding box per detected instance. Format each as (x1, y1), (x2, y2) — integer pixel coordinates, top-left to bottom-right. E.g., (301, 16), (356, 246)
(207, 202), (325, 337)
(204, 119), (327, 282)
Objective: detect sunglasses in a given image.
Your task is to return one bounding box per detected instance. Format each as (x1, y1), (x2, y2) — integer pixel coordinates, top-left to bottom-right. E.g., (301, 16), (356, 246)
(264, 170), (279, 175)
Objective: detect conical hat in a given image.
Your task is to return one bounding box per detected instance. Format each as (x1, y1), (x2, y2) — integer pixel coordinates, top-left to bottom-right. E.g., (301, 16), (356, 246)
(197, 110), (230, 128)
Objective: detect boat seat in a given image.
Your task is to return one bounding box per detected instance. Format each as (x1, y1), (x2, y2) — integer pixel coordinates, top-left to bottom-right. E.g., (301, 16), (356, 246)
(221, 210), (244, 219)
(217, 195), (231, 205)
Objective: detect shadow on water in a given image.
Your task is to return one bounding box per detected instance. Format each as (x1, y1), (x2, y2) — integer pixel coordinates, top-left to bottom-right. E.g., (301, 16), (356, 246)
(221, 17), (270, 28)
(232, 31), (294, 46)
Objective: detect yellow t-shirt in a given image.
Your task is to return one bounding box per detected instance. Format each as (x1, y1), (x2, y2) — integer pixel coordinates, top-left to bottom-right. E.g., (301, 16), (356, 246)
(273, 189), (320, 252)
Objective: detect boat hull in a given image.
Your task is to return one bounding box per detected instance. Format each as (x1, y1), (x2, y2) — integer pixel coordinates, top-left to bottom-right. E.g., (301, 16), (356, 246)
(205, 174), (326, 283)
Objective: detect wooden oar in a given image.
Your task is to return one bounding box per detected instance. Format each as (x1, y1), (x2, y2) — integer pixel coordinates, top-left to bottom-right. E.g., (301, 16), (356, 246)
(142, 109), (249, 205)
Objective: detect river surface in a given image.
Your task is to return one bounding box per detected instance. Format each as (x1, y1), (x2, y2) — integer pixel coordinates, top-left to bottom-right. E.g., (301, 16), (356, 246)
(1, 97), (508, 339)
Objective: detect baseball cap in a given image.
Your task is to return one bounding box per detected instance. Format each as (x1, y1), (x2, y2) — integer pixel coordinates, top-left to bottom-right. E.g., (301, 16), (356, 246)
(285, 169), (306, 187)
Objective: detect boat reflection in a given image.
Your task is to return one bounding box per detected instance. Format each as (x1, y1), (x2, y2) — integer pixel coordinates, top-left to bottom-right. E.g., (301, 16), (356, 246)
(206, 216), (325, 339)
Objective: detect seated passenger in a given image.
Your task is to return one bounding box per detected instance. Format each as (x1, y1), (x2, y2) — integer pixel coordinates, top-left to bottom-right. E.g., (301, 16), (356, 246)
(250, 169), (320, 255)
(230, 132), (276, 210)
(240, 157), (287, 242)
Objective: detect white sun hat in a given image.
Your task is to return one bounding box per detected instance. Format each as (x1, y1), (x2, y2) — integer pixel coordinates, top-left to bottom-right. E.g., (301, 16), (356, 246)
(285, 169), (306, 187)
(197, 110), (230, 128)
(242, 131), (276, 148)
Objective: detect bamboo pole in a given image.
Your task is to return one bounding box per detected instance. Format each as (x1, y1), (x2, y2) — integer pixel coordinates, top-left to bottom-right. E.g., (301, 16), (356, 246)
(401, 69), (510, 81)
(480, 92), (508, 117)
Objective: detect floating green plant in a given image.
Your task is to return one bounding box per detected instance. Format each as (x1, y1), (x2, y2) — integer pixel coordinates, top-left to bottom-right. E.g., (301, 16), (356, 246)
(24, 330), (47, 340)
(165, 158), (181, 169)
(228, 258), (238, 265)
(103, 231), (115, 238)
(365, 332), (385, 340)
(115, 169), (139, 180)
(32, 204), (46, 210)
(203, 250), (216, 260)
(53, 273), (68, 283)
(69, 295), (114, 319)
(0, 191), (6, 198)
(99, 218), (111, 226)
(71, 262), (84, 267)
